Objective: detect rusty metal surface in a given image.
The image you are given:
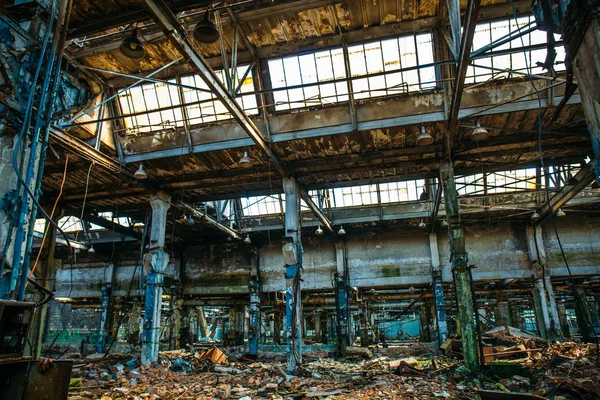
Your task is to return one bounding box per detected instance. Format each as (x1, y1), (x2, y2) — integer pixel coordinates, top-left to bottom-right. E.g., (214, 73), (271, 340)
(0, 360), (73, 400)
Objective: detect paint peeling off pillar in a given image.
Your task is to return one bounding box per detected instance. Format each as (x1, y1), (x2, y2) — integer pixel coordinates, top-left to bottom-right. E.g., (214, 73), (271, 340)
(573, 285), (596, 343)
(314, 310), (322, 342)
(526, 225), (564, 341)
(142, 193), (170, 365)
(441, 163), (479, 372)
(334, 241), (350, 355)
(495, 301), (511, 327)
(97, 285), (111, 353)
(429, 232), (448, 345)
(248, 249), (261, 356)
(198, 307), (209, 339)
(283, 177), (302, 374)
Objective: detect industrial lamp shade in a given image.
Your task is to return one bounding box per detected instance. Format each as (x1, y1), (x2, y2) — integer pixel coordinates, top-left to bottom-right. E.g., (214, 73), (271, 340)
(315, 225), (324, 236)
(556, 208), (566, 217)
(239, 151), (253, 168)
(531, 210), (540, 221)
(418, 219), (426, 229)
(472, 120), (489, 140)
(337, 226), (346, 235)
(416, 126), (434, 146)
(134, 163), (147, 180)
(441, 219), (448, 227)
(193, 12), (220, 44)
(120, 29), (146, 59)
(244, 234), (252, 245)
(88, 245), (95, 254)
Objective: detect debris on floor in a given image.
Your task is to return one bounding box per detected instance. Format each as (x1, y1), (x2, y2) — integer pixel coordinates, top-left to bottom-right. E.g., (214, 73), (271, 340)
(65, 339), (599, 400)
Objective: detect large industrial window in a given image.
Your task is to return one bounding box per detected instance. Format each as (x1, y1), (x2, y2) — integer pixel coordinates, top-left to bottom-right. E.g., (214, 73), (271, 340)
(348, 33), (436, 99)
(486, 169), (537, 193)
(379, 180), (427, 203)
(240, 195), (283, 216)
(181, 67), (257, 125)
(269, 48), (348, 111)
(332, 185), (379, 207)
(467, 16), (565, 84)
(118, 66), (257, 134)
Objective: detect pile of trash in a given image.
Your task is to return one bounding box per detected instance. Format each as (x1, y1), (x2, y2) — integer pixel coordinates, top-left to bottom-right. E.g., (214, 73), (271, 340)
(66, 333), (600, 400)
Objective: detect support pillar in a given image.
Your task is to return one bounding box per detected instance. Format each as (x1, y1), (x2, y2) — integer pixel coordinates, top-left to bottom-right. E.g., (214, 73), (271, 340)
(441, 163), (479, 372)
(429, 232), (448, 344)
(526, 225), (563, 340)
(557, 302), (571, 338)
(334, 241), (350, 355)
(197, 306), (209, 339)
(573, 285), (596, 343)
(129, 300), (141, 344)
(314, 310), (322, 342)
(495, 301), (511, 327)
(283, 177), (302, 374)
(248, 249), (261, 356)
(141, 193), (170, 365)
(273, 309), (282, 344)
(97, 285), (111, 353)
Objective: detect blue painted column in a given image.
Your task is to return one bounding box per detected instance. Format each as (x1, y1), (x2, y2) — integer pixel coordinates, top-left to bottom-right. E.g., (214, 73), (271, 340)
(97, 285), (110, 353)
(282, 177), (302, 374)
(248, 249), (260, 356)
(141, 193), (170, 365)
(429, 232), (448, 345)
(334, 241), (350, 354)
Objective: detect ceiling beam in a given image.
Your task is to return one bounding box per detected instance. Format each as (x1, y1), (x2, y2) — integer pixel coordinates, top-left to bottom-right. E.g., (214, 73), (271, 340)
(142, 0), (334, 233)
(142, 0), (287, 176)
(65, 208), (143, 240)
(48, 127), (243, 240)
(535, 160), (598, 223)
(68, 0), (532, 68)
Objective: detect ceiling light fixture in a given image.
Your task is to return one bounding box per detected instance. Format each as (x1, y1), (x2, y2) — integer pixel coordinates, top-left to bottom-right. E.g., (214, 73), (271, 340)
(531, 210), (540, 221)
(134, 163), (147, 180)
(416, 125), (434, 146)
(88, 244), (95, 254)
(119, 28), (146, 59)
(418, 219), (426, 229)
(472, 119), (489, 140)
(441, 219), (448, 227)
(193, 11), (219, 44)
(556, 208), (566, 217)
(338, 226), (346, 235)
(244, 234), (251, 245)
(239, 151), (253, 168)
(315, 225), (324, 236)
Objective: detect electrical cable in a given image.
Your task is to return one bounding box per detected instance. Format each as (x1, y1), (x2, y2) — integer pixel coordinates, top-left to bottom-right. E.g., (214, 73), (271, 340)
(30, 156), (69, 279)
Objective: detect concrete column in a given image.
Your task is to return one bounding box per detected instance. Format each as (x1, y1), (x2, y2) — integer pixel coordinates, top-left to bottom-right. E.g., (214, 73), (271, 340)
(429, 232), (448, 344)
(189, 307), (197, 343)
(129, 300), (141, 344)
(197, 307), (209, 339)
(314, 310), (322, 342)
(526, 225), (563, 340)
(334, 241), (350, 354)
(441, 163), (479, 372)
(573, 285), (596, 343)
(141, 193), (170, 365)
(557, 302), (571, 338)
(283, 177), (302, 374)
(273, 309), (282, 344)
(495, 301), (511, 327)
(97, 285), (111, 353)
(248, 249), (261, 356)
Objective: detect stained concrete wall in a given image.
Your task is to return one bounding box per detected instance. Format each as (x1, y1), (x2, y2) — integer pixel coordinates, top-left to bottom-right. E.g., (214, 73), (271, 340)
(51, 217), (600, 298)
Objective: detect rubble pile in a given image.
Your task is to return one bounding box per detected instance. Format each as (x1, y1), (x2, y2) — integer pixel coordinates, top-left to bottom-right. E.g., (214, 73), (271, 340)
(66, 338), (599, 400)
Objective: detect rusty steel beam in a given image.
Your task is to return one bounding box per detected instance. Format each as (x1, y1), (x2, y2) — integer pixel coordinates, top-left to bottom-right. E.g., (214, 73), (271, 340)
(445, 0), (481, 156)
(535, 160), (597, 223)
(142, 0), (335, 232)
(142, 0), (287, 176)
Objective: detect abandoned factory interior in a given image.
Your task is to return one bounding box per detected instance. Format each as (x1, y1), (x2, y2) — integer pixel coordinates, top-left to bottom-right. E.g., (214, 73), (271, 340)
(2, 0), (600, 398)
